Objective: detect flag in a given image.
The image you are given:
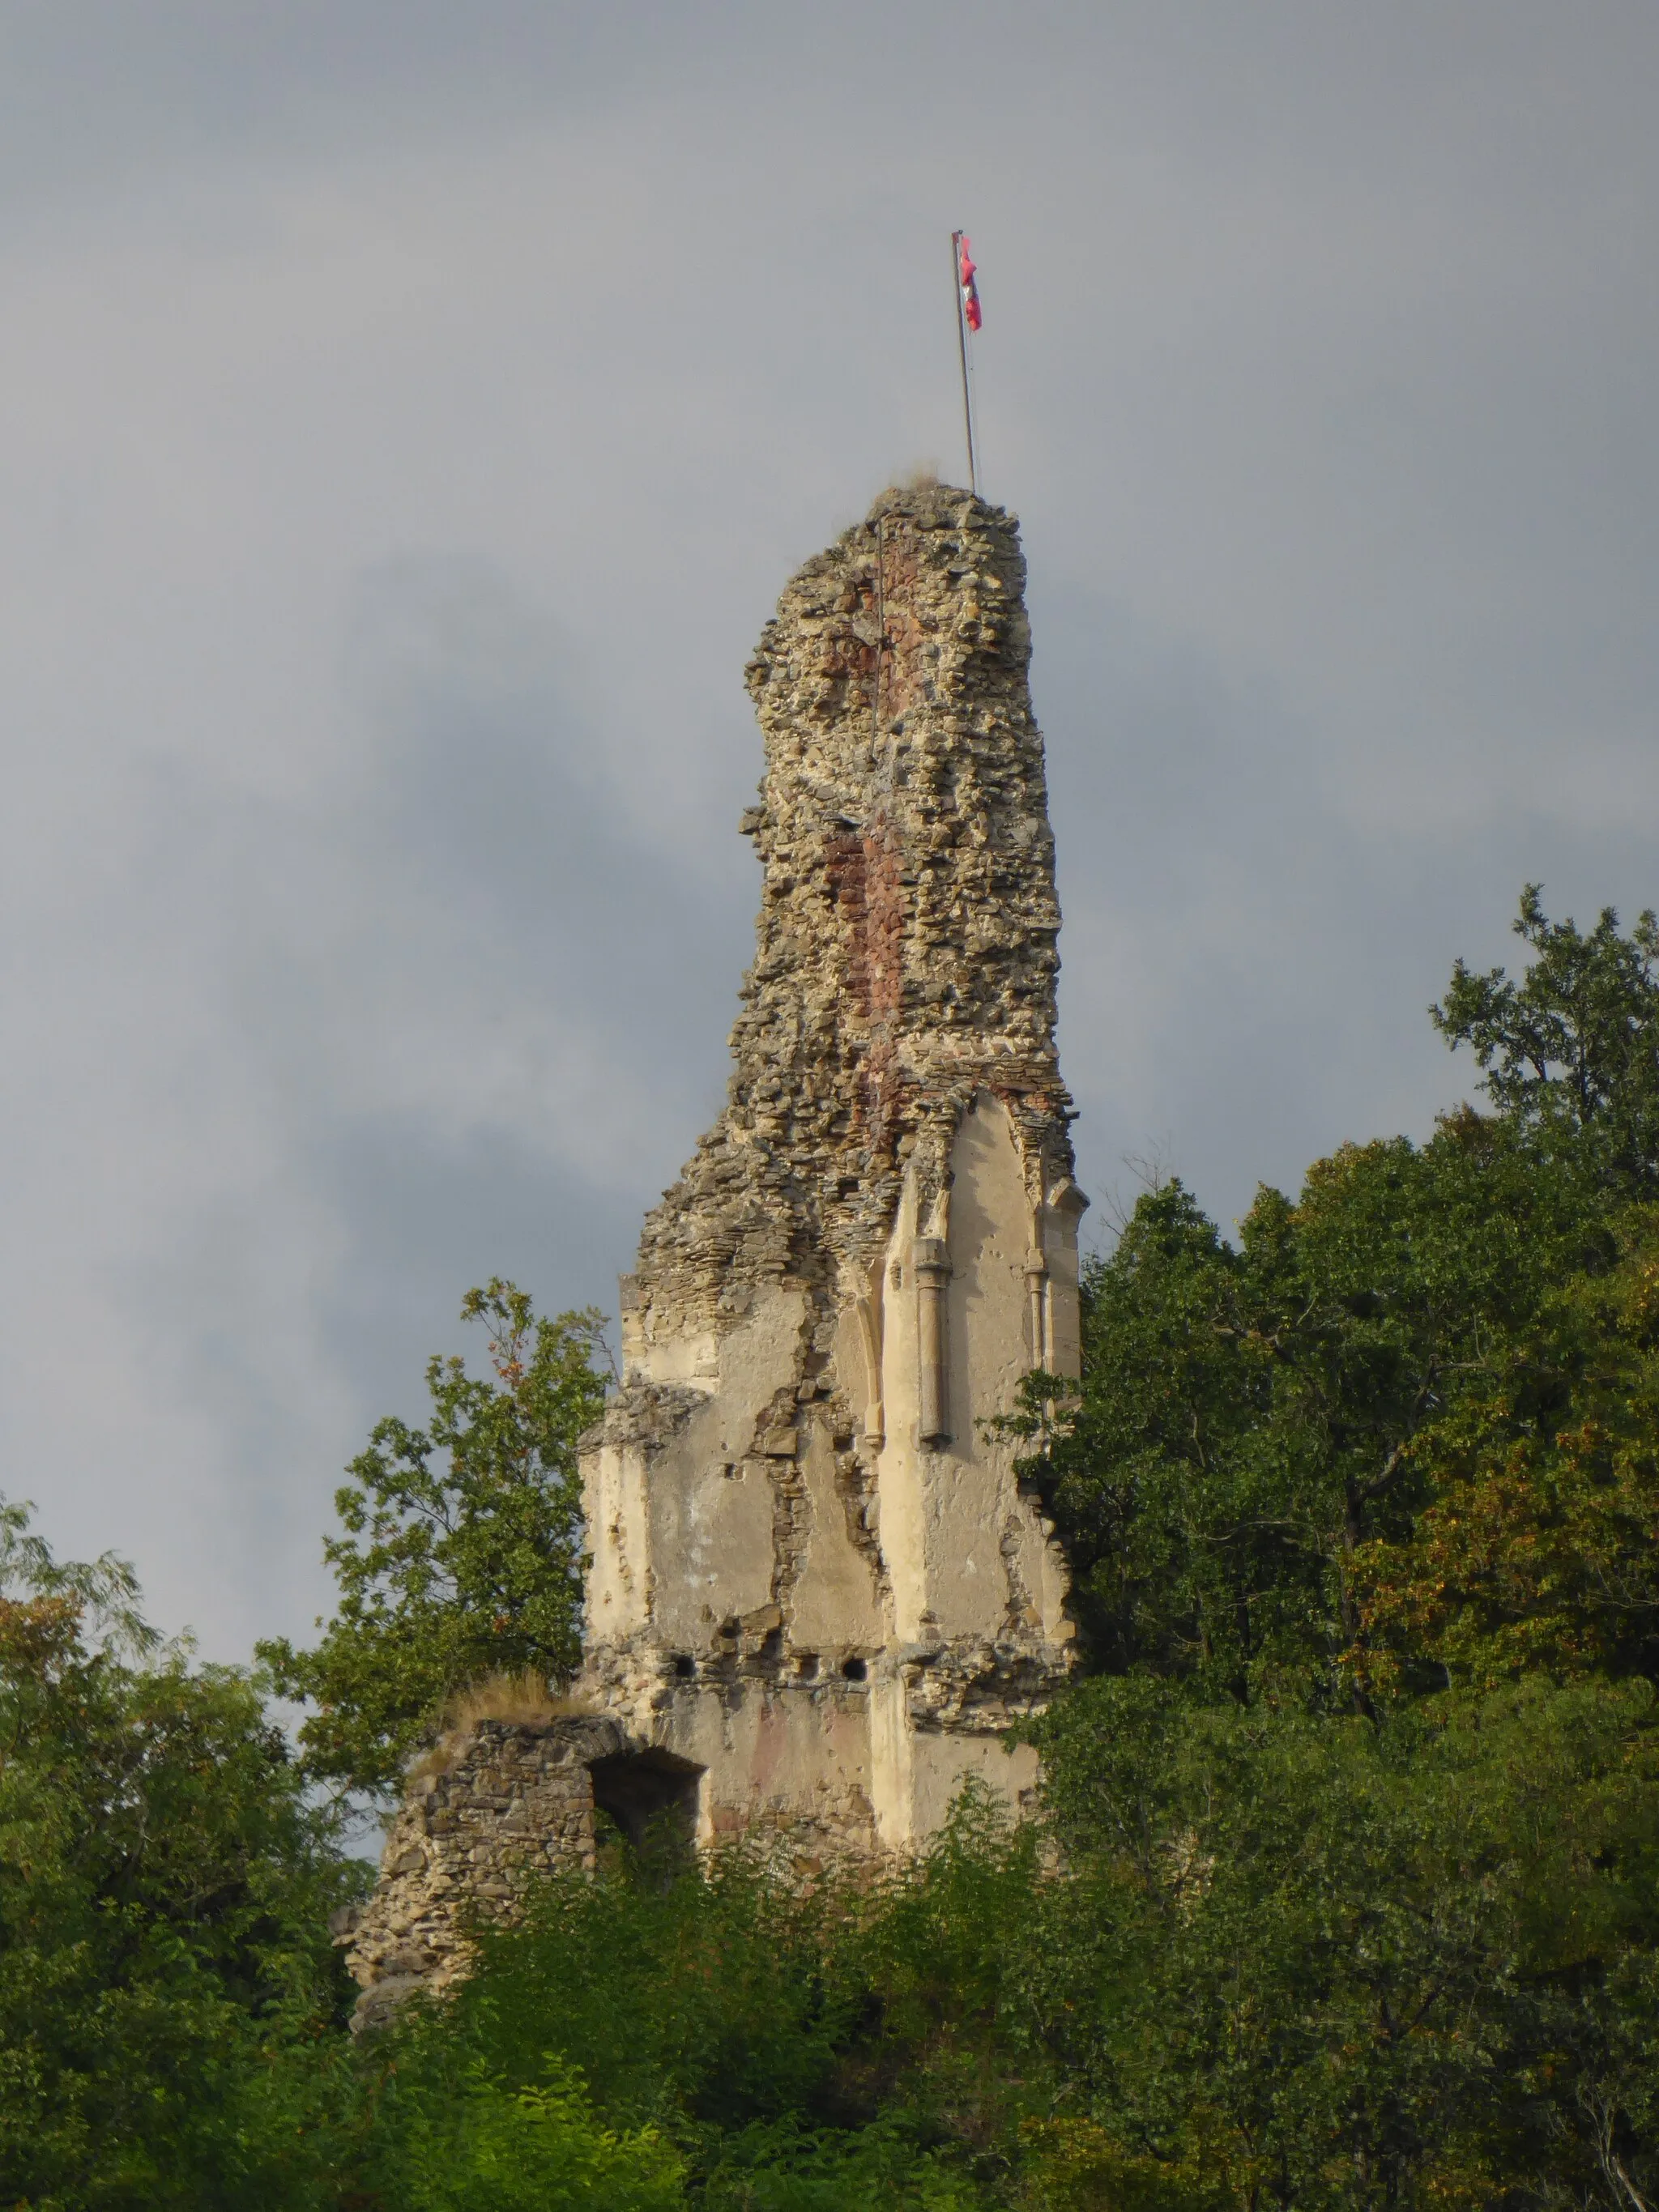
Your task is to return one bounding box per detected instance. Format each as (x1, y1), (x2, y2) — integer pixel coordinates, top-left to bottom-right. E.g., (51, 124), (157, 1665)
(958, 236), (982, 332)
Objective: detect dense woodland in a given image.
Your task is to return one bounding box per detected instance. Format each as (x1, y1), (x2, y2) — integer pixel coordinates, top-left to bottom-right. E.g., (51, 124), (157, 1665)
(3, 886), (1657, 2210)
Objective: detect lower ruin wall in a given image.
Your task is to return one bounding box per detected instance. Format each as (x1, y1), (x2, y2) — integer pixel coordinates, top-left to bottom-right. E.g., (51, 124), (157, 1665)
(339, 1664), (1054, 2027)
(339, 1714), (630, 2032)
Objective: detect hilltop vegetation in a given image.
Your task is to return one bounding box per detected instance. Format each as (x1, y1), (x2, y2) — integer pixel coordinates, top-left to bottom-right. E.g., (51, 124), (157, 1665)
(2, 888), (1657, 2210)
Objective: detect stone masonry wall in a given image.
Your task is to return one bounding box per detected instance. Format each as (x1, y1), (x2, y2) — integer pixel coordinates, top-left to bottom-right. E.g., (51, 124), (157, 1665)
(625, 479), (1075, 1372)
(341, 1715), (626, 2030)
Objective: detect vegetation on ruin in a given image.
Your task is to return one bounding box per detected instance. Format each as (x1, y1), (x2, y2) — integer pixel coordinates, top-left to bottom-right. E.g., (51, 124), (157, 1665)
(4, 887), (1659, 2208)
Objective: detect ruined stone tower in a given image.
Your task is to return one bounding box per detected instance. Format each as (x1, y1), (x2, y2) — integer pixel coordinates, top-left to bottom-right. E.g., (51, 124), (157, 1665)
(578, 479), (1085, 1850)
(344, 484), (1084, 2015)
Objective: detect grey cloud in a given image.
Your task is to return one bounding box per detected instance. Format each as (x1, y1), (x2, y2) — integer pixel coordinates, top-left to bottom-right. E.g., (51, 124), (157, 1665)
(4, 3), (1657, 1658)
(90, 555), (753, 1650)
(334, 552), (753, 1063)
(1036, 582), (1659, 1228)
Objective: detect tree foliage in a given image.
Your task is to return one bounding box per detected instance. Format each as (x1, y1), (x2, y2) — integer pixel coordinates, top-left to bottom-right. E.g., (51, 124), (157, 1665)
(1354, 1201), (1659, 1692)
(1026, 1673), (1659, 2211)
(0, 1499), (364, 2210)
(361, 2052), (686, 2212)
(1004, 1120), (1606, 1698)
(1432, 880), (1659, 1190)
(259, 1281), (609, 1801)
(348, 1698), (1659, 2212)
(357, 1800), (1045, 2210)
(1009, 889), (1659, 1708)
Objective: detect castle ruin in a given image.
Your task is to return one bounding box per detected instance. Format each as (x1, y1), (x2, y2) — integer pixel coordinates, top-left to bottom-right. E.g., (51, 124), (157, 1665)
(346, 481), (1084, 2017)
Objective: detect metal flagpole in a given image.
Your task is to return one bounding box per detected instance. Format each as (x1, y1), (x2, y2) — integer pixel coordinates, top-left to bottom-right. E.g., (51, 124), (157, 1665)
(950, 230), (978, 496)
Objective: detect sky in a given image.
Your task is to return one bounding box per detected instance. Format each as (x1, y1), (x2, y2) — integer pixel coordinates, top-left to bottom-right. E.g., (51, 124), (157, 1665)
(4, 2), (1658, 1662)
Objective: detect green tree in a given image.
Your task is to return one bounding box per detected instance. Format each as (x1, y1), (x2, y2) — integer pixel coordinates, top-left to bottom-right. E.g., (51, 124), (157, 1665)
(362, 2052), (687, 2212)
(343, 1696), (1659, 2211)
(1006, 887), (1659, 1707)
(1432, 882), (1659, 1189)
(0, 1498), (363, 2210)
(1026, 1672), (1659, 2212)
(260, 1281), (610, 1803)
(1353, 1199), (1659, 1693)
(1006, 1118), (1604, 1703)
(326, 887), (1659, 2210)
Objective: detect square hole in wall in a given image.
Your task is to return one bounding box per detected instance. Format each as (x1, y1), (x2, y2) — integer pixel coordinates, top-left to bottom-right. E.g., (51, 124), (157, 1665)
(589, 1750), (703, 1859)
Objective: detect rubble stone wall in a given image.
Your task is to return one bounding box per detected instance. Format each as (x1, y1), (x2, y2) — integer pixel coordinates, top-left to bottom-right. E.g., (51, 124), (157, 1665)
(341, 1716), (625, 2031)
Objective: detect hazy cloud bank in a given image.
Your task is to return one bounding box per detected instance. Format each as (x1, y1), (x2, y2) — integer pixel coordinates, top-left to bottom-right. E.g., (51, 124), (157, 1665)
(2, 2), (1656, 1655)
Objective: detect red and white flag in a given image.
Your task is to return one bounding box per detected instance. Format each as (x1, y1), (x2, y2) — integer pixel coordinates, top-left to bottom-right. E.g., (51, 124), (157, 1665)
(957, 235), (983, 332)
